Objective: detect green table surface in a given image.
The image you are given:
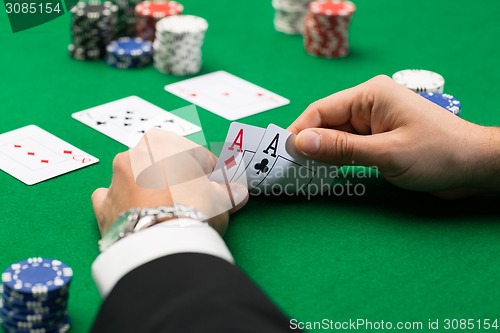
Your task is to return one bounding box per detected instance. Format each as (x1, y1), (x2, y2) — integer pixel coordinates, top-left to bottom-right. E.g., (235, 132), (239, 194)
(2, 0), (500, 332)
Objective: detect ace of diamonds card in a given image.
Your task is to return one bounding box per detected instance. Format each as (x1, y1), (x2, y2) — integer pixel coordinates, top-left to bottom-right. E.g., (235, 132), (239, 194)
(210, 122), (265, 184)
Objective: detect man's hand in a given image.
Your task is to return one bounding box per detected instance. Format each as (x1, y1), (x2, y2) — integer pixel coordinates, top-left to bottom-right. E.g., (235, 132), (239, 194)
(92, 129), (248, 236)
(289, 75), (500, 194)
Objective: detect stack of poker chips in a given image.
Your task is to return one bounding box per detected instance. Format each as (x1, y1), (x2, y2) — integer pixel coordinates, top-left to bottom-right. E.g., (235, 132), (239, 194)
(153, 15), (208, 76)
(69, 1), (118, 60)
(392, 69), (461, 116)
(135, 1), (183, 41)
(111, 0), (143, 37)
(0, 258), (73, 333)
(106, 37), (153, 69)
(272, 0), (312, 35)
(392, 69), (445, 93)
(304, 0), (356, 58)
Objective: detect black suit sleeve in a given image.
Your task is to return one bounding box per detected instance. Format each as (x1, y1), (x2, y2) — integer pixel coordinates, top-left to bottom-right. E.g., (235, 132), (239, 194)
(91, 253), (300, 333)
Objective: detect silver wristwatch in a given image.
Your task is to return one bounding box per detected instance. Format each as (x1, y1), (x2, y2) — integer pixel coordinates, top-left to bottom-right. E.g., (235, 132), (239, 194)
(98, 205), (207, 252)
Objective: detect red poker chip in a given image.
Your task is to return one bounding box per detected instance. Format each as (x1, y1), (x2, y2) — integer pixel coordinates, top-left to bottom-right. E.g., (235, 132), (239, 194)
(135, 1), (183, 18)
(135, 1), (183, 41)
(303, 2), (354, 58)
(309, 0), (356, 16)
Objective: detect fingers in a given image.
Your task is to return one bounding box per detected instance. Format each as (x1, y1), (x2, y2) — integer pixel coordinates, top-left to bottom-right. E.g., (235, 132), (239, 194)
(288, 89), (357, 133)
(91, 187), (109, 234)
(288, 81), (374, 135)
(295, 127), (394, 167)
(288, 75), (398, 136)
(91, 188), (108, 214)
(227, 183), (249, 214)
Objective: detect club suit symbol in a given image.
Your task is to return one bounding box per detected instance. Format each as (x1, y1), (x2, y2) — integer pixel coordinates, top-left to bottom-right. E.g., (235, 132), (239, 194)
(254, 159), (269, 175)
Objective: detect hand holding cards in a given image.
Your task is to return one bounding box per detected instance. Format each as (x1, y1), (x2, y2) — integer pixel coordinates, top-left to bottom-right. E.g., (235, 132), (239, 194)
(211, 122), (337, 195)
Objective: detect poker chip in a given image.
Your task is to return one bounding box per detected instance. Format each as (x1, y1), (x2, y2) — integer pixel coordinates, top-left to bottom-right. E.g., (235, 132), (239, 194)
(304, 0), (356, 58)
(0, 258), (72, 333)
(135, 1), (183, 41)
(112, 0), (144, 37)
(69, 1), (118, 61)
(3, 286), (68, 303)
(106, 37), (153, 69)
(419, 92), (461, 116)
(272, 0), (312, 35)
(1, 316), (71, 333)
(392, 69), (445, 93)
(154, 15), (208, 76)
(2, 258), (73, 296)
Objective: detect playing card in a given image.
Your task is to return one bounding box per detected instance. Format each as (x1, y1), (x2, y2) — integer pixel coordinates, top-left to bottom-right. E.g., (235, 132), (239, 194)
(0, 125), (99, 185)
(210, 122), (265, 184)
(164, 71), (290, 120)
(72, 96), (201, 147)
(247, 124), (337, 195)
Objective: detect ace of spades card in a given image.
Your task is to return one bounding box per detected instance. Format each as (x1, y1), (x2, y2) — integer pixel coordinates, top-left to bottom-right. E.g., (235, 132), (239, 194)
(210, 122), (265, 184)
(72, 96), (201, 147)
(247, 124), (337, 194)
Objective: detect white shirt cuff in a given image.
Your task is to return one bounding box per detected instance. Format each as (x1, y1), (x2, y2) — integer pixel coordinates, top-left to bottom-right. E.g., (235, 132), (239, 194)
(91, 218), (233, 298)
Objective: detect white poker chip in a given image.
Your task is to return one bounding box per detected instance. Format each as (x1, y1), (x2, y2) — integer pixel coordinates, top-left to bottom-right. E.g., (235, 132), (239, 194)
(156, 15), (208, 34)
(153, 15), (207, 76)
(392, 69), (445, 93)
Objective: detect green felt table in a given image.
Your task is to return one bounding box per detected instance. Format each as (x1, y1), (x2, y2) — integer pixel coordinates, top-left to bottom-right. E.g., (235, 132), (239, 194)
(1, 0), (500, 331)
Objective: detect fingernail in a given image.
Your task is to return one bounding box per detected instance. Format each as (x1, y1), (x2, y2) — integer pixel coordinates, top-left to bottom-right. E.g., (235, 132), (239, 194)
(298, 130), (320, 155)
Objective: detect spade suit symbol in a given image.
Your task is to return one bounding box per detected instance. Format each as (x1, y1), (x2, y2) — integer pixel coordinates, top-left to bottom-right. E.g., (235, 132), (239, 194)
(255, 159), (269, 175)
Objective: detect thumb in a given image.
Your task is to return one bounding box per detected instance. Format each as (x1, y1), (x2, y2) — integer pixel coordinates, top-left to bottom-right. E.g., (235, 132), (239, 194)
(295, 128), (391, 167)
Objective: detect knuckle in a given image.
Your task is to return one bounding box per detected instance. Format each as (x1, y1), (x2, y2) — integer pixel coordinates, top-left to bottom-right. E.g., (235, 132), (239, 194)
(377, 136), (404, 173)
(370, 74), (392, 85)
(112, 152), (128, 171)
(326, 131), (353, 164)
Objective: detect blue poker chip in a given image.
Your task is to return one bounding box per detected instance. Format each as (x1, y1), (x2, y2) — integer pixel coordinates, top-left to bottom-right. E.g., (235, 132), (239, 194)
(3, 286), (68, 303)
(1, 306), (67, 324)
(2, 296), (68, 313)
(105, 53), (153, 69)
(0, 259), (72, 333)
(1, 296), (68, 314)
(1, 312), (68, 330)
(105, 37), (153, 69)
(1, 258), (73, 297)
(107, 37), (153, 56)
(1, 314), (71, 333)
(419, 91), (461, 116)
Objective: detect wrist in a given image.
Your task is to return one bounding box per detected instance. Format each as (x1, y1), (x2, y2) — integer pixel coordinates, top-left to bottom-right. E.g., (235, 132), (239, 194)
(99, 205), (207, 252)
(467, 126), (500, 191)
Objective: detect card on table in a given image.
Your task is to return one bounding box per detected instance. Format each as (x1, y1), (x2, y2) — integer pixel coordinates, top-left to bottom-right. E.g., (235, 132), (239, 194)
(0, 125), (99, 185)
(72, 96), (201, 148)
(246, 124), (336, 194)
(210, 122), (266, 184)
(164, 71), (290, 121)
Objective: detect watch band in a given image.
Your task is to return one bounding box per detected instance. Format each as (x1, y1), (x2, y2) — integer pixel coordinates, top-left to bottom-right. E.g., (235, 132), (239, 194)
(98, 205), (207, 252)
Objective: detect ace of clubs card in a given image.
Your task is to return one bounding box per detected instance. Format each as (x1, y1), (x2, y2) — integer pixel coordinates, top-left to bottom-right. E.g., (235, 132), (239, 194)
(247, 124), (336, 194)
